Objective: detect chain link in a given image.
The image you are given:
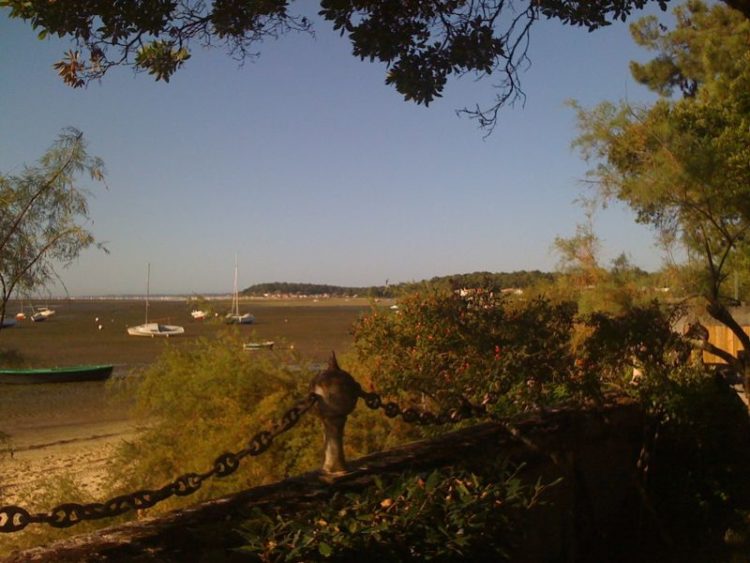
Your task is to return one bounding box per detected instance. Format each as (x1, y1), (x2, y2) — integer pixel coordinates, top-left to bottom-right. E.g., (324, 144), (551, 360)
(0, 506), (33, 533)
(0, 393), (318, 533)
(1, 385), (499, 534)
(359, 390), (497, 426)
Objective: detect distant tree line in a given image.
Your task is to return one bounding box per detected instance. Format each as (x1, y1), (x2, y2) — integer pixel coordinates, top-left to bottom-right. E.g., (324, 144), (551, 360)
(242, 271), (567, 298)
(242, 282), (391, 298)
(424, 271), (559, 291)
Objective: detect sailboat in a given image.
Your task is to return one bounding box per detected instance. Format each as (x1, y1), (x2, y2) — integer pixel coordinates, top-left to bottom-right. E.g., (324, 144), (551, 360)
(127, 263), (185, 337)
(30, 305), (55, 322)
(225, 255), (255, 325)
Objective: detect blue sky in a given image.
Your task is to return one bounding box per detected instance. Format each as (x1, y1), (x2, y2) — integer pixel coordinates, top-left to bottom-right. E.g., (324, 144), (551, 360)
(1, 5), (669, 296)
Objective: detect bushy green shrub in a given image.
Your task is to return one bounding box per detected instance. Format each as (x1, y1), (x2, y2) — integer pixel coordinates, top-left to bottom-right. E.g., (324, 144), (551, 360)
(103, 331), (412, 515)
(107, 331), (323, 511)
(577, 301), (692, 394)
(353, 289), (716, 415)
(353, 288), (589, 414)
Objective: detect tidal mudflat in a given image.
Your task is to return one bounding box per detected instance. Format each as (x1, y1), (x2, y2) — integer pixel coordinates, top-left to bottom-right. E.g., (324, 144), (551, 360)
(0, 298), (371, 504)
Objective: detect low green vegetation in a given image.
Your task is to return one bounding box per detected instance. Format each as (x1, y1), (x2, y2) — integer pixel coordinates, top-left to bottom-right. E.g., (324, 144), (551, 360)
(238, 462), (559, 562)
(100, 330), (402, 514)
(106, 331), (321, 511)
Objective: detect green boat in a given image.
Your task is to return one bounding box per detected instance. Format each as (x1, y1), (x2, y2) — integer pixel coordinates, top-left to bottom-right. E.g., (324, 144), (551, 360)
(0, 364), (114, 384)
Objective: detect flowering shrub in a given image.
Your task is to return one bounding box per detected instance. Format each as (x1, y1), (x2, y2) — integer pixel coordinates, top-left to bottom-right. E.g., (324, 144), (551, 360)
(353, 288), (582, 412)
(354, 288), (708, 415)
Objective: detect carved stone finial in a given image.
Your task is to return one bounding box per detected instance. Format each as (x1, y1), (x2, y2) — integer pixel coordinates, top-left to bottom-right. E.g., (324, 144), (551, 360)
(310, 352), (361, 474)
(328, 350), (340, 371)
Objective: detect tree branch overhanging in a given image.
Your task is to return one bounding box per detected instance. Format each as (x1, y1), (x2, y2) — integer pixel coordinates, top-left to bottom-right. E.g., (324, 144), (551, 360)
(2, 0), (699, 134)
(0, 129), (105, 334)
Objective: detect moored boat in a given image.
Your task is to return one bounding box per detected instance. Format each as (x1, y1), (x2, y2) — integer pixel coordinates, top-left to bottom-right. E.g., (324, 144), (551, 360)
(0, 364), (114, 384)
(30, 306), (56, 322)
(226, 312), (255, 325)
(243, 340), (275, 351)
(128, 264), (184, 337)
(127, 322), (185, 337)
(225, 255), (255, 325)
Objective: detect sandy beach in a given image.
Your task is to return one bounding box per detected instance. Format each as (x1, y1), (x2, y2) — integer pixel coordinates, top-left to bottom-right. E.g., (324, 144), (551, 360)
(0, 419), (139, 505)
(1, 371), (137, 507)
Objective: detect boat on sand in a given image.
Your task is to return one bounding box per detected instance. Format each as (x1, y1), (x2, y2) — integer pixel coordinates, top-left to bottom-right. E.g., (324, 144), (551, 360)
(30, 306), (56, 322)
(127, 264), (185, 337)
(0, 364), (114, 384)
(243, 341), (275, 351)
(225, 256), (255, 325)
(128, 322), (185, 337)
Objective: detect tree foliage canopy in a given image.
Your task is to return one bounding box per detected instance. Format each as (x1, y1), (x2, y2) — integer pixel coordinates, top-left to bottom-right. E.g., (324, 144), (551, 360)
(0, 0), (703, 132)
(570, 0), (750, 377)
(0, 128), (105, 329)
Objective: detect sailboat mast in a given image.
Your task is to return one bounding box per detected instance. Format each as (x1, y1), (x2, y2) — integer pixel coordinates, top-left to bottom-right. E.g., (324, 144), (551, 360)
(233, 254), (239, 316)
(145, 262), (151, 323)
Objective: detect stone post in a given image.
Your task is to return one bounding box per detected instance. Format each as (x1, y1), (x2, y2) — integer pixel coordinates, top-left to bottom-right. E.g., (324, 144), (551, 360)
(309, 352), (361, 474)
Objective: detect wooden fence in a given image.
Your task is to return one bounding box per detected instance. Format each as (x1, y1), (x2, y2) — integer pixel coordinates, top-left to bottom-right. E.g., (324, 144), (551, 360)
(704, 325), (750, 364)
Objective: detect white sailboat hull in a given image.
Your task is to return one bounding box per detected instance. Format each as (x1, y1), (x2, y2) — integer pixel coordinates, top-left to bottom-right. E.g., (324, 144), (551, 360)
(127, 264), (185, 337)
(225, 313), (255, 325)
(127, 322), (185, 337)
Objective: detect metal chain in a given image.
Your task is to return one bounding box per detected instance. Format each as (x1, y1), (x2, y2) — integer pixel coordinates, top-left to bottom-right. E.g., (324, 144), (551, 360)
(360, 389), (500, 426)
(0, 385), (505, 534)
(0, 393), (318, 533)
